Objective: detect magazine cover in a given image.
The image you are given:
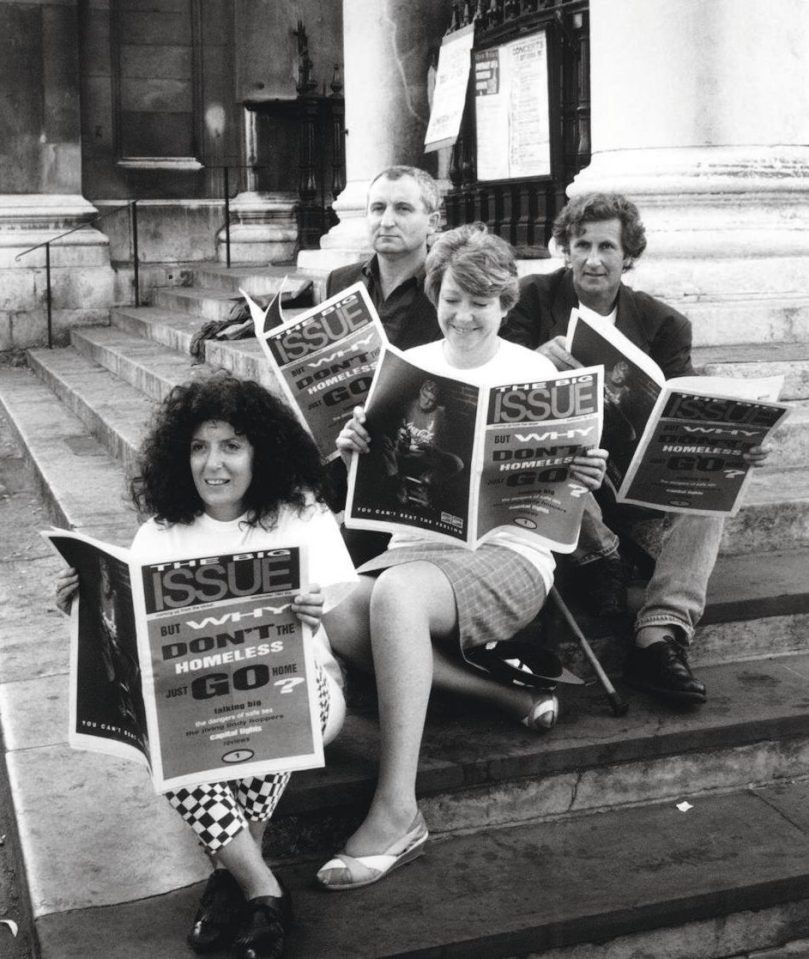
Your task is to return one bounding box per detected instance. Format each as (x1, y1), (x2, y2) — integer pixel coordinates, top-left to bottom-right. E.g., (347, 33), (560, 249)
(244, 281), (387, 462)
(474, 365), (604, 551)
(43, 531), (150, 767)
(566, 310), (789, 515)
(617, 375), (789, 514)
(344, 346), (603, 551)
(346, 347), (478, 541)
(44, 530), (325, 793)
(567, 310), (663, 488)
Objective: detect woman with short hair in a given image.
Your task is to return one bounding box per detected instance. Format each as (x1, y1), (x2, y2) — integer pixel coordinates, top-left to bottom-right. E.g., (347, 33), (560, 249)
(318, 224), (609, 891)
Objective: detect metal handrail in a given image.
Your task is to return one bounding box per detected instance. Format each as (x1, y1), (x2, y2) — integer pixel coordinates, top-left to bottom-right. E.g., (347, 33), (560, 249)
(14, 166), (269, 348)
(15, 201), (137, 348)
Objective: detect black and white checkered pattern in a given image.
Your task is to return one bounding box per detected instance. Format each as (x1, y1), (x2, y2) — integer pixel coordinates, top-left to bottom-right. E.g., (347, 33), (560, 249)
(315, 663), (330, 733)
(234, 772), (291, 822)
(167, 781), (246, 851)
(166, 664), (332, 852)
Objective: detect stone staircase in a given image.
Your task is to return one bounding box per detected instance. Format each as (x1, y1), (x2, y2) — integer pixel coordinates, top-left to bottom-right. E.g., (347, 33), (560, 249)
(2, 263), (809, 959)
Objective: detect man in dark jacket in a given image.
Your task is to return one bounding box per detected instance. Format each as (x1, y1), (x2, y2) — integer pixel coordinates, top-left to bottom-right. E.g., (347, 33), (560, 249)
(502, 192), (770, 705)
(327, 165), (443, 350)
(327, 165), (444, 562)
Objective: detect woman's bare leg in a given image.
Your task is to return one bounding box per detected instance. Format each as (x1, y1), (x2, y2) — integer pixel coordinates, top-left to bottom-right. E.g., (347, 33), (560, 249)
(341, 562), (456, 856)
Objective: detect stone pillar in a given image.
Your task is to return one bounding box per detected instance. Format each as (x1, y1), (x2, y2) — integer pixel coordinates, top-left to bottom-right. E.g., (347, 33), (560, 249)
(569, 0), (809, 299)
(298, 0), (453, 272)
(0, 0), (112, 351)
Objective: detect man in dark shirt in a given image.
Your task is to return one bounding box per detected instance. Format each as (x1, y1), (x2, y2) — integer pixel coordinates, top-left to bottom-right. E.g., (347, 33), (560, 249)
(326, 165), (443, 350)
(327, 166), (444, 562)
(502, 192), (771, 706)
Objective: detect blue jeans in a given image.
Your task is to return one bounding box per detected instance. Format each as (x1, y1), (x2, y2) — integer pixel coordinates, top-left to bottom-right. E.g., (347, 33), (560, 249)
(575, 497), (725, 645)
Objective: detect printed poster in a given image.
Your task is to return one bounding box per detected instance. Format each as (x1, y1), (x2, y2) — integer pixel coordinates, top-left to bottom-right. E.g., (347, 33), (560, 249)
(474, 32), (551, 181)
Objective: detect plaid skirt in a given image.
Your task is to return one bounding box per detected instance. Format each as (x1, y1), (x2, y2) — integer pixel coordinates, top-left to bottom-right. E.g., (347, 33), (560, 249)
(357, 543), (546, 658)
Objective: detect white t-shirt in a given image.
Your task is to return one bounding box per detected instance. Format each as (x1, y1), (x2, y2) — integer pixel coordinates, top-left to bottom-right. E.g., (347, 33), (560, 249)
(389, 338), (559, 592)
(130, 497), (357, 694)
(577, 301), (617, 327)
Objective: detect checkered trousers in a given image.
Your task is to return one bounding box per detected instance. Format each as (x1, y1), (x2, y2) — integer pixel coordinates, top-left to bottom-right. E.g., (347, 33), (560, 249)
(166, 664), (332, 852)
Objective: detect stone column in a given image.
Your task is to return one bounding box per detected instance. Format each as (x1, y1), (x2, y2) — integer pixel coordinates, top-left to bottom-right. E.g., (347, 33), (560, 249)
(298, 0), (453, 272)
(570, 0), (809, 298)
(0, 0), (113, 350)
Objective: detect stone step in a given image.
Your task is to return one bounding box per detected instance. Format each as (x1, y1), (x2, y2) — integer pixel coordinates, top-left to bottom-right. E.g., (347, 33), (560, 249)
(190, 262), (319, 299)
(109, 309), (809, 466)
(3, 381), (809, 959)
(663, 293), (809, 348)
(693, 341), (809, 400)
(551, 545), (809, 676)
(82, 318), (292, 398)
(7, 347), (809, 675)
(276, 780), (809, 958)
(111, 305), (202, 354)
(10, 343), (809, 671)
(70, 325), (208, 404)
(110, 305), (305, 378)
(723, 465), (809, 554)
(760, 398), (808, 467)
(153, 285), (242, 323)
(0, 367), (138, 545)
(25, 347), (154, 477)
(152, 283), (312, 325)
(34, 781), (809, 958)
(16, 337), (809, 558)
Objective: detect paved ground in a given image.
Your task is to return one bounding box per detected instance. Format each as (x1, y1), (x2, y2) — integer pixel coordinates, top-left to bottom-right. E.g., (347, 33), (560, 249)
(0, 406), (44, 959)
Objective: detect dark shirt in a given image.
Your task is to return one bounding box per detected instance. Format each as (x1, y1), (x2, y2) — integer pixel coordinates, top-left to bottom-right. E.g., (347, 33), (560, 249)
(326, 256), (442, 350)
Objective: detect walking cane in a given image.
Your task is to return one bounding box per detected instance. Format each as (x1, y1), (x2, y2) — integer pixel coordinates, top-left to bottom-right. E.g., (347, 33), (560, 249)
(550, 587), (629, 718)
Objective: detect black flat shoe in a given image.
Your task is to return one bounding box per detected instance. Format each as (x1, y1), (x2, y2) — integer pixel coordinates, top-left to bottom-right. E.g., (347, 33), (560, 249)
(188, 868), (246, 954)
(624, 637), (707, 704)
(232, 887), (293, 959)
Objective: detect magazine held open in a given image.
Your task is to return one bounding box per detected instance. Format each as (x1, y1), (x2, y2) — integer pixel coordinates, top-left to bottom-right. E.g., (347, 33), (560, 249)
(344, 345), (604, 552)
(44, 529), (324, 793)
(566, 310), (789, 516)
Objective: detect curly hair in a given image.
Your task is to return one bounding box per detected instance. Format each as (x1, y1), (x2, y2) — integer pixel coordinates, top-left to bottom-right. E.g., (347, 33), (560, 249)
(424, 222), (519, 312)
(552, 192), (647, 266)
(130, 376), (326, 527)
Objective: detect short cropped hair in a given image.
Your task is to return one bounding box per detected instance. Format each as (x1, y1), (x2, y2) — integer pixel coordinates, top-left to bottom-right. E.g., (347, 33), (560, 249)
(552, 192), (647, 265)
(424, 223), (520, 312)
(369, 165), (442, 215)
(130, 375), (325, 527)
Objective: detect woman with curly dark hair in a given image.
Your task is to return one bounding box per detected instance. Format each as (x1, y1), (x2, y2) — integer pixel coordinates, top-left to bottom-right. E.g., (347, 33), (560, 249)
(56, 375), (356, 959)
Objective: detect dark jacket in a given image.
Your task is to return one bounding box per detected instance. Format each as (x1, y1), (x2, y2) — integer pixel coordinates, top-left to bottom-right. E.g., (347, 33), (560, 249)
(501, 268), (695, 379)
(327, 256), (442, 352)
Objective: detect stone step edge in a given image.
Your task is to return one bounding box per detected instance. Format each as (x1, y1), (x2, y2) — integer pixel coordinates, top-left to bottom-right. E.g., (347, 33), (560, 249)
(0, 367), (136, 540)
(5, 353), (809, 641)
(83, 321), (809, 416)
(273, 660), (809, 828)
(27, 341), (809, 524)
(39, 778), (809, 959)
(277, 778), (809, 958)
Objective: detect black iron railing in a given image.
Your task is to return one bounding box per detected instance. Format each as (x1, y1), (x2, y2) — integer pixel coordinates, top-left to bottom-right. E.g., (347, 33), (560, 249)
(443, 0), (590, 255)
(15, 202), (138, 348)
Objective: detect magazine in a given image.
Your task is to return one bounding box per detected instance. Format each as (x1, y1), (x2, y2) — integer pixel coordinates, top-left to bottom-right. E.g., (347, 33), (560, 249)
(43, 529), (324, 793)
(344, 346), (603, 552)
(566, 311), (789, 514)
(243, 282), (387, 462)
